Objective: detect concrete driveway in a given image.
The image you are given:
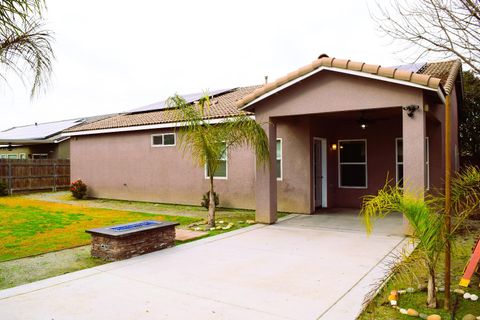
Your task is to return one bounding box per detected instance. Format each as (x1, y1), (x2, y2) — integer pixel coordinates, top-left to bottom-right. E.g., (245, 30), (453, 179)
(0, 211), (407, 320)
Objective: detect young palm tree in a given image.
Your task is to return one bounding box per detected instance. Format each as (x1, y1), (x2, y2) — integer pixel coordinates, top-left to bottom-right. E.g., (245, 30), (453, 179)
(361, 166), (480, 308)
(167, 94), (269, 227)
(1, 0), (54, 97)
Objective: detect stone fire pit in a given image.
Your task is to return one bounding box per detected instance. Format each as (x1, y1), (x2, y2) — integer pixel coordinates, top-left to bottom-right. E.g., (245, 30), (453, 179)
(86, 220), (179, 261)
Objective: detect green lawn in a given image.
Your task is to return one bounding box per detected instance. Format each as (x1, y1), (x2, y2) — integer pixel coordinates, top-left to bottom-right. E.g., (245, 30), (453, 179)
(359, 219), (480, 320)
(0, 196), (201, 262)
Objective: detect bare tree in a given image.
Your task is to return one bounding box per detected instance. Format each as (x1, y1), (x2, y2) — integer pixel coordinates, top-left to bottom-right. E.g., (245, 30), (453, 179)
(374, 0), (480, 74)
(0, 0), (54, 97)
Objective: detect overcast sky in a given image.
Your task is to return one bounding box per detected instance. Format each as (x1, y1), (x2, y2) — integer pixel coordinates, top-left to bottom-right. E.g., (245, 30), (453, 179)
(0, 0), (409, 130)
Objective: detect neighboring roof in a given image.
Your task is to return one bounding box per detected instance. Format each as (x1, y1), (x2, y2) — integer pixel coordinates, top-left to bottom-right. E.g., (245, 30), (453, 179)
(0, 119), (83, 141)
(128, 88), (235, 114)
(0, 113), (117, 144)
(66, 86), (260, 133)
(235, 57), (462, 109)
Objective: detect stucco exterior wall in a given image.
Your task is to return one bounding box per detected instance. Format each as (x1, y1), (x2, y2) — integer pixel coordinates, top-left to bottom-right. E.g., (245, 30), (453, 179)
(71, 129), (256, 210)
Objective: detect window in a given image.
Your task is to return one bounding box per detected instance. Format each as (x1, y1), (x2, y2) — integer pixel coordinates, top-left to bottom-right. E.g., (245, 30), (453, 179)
(151, 133), (175, 147)
(395, 137), (429, 189)
(19, 153), (26, 159)
(0, 154), (7, 159)
(338, 140), (367, 188)
(276, 139), (282, 180)
(32, 153), (48, 159)
(205, 142), (227, 179)
(396, 138), (404, 188)
(7, 154), (18, 159)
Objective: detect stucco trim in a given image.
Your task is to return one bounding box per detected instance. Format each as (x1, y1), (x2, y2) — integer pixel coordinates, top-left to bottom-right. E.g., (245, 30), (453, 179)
(62, 116), (255, 137)
(241, 66), (440, 110)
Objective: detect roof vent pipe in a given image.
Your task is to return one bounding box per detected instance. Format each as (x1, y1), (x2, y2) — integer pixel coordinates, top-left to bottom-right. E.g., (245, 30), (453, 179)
(264, 75), (268, 84)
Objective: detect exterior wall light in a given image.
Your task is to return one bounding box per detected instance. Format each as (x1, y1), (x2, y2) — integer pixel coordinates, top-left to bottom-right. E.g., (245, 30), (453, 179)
(331, 143), (337, 151)
(403, 104), (420, 118)
(360, 123), (367, 130)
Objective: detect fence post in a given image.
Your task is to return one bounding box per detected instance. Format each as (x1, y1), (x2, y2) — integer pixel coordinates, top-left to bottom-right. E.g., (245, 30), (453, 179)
(7, 162), (12, 195)
(53, 161), (57, 192)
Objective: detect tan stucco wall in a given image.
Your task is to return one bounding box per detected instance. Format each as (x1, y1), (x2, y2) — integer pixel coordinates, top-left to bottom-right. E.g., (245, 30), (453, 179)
(0, 143), (69, 159)
(70, 130), (257, 210)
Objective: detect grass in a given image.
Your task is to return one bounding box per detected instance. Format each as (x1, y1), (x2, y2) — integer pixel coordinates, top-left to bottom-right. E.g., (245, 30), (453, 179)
(0, 196), (200, 262)
(359, 219), (480, 320)
(0, 192), (288, 289)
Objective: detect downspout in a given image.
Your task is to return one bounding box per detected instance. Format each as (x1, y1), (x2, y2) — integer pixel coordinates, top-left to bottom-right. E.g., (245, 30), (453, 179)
(444, 93), (452, 310)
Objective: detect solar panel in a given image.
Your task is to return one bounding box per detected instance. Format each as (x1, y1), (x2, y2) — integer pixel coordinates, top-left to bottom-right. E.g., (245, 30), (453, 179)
(128, 88), (235, 114)
(0, 118), (84, 140)
(389, 62), (426, 73)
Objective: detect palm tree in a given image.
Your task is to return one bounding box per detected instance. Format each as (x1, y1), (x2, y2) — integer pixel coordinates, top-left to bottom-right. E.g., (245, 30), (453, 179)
(1, 0), (54, 97)
(167, 94), (269, 227)
(361, 166), (480, 309)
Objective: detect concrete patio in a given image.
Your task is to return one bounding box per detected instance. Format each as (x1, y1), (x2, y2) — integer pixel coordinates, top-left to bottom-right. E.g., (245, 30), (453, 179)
(0, 211), (408, 320)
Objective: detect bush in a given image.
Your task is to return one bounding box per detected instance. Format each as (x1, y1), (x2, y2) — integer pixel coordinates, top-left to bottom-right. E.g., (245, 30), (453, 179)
(0, 181), (8, 196)
(70, 180), (87, 199)
(201, 191), (219, 209)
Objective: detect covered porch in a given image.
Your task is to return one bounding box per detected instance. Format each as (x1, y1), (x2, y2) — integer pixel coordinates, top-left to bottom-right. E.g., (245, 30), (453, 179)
(242, 68), (446, 224)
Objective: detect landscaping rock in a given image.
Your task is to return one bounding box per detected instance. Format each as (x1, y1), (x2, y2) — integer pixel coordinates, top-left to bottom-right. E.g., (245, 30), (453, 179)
(419, 313), (428, 319)
(426, 315), (441, 320)
(454, 289), (465, 295)
(390, 300), (397, 306)
(398, 289), (407, 294)
(406, 287), (415, 293)
(407, 308), (419, 316)
(470, 294), (478, 301)
(418, 283), (427, 291)
(400, 308), (408, 314)
(464, 292), (472, 299)
(462, 314), (476, 320)
(246, 220), (255, 224)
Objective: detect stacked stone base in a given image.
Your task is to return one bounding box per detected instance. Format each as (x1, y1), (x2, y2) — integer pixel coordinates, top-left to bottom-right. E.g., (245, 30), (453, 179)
(90, 226), (176, 261)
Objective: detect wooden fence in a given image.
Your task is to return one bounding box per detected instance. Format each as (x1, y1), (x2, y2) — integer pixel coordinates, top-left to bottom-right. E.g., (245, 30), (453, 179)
(0, 159), (70, 194)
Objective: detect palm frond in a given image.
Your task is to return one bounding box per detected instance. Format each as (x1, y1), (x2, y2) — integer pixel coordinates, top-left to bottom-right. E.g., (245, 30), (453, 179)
(0, 0), (53, 97)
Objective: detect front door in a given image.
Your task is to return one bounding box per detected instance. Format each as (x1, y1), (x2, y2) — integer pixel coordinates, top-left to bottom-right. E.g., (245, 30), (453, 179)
(313, 138), (327, 208)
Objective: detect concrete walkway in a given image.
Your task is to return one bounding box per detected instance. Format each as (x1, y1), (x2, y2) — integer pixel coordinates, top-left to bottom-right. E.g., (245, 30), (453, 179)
(0, 212), (408, 320)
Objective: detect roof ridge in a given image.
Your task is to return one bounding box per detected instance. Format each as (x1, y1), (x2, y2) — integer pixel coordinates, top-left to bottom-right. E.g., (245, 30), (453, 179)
(235, 57), (443, 108)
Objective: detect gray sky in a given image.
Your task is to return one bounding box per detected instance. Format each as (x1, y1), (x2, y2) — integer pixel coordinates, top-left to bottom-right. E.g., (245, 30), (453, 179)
(0, 0), (406, 130)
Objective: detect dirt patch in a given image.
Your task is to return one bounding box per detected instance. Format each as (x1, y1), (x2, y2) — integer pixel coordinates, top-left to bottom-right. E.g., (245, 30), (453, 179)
(0, 246), (107, 290)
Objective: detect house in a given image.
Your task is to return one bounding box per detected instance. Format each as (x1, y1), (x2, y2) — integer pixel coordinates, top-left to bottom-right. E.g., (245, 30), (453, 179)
(64, 55), (462, 224)
(0, 114), (115, 159)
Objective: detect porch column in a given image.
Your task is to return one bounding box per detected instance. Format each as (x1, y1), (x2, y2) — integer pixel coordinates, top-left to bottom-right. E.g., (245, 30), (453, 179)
(402, 104), (426, 231)
(255, 117), (277, 224)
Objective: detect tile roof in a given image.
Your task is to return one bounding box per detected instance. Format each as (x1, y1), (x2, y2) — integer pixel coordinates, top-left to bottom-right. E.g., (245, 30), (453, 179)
(235, 57), (461, 109)
(417, 59), (462, 95)
(66, 86), (259, 133)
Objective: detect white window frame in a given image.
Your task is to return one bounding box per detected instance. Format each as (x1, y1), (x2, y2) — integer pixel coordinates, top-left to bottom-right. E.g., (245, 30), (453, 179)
(151, 133), (176, 147)
(395, 137), (430, 190)
(0, 154), (7, 159)
(338, 139), (368, 189)
(204, 142), (228, 180)
(19, 153), (26, 159)
(276, 138), (283, 181)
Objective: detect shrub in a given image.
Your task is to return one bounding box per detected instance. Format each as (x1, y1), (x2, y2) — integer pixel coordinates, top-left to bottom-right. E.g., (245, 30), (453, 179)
(201, 191), (219, 209)
(0, 181), (8, 196)
(70, 180), (87, 199)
